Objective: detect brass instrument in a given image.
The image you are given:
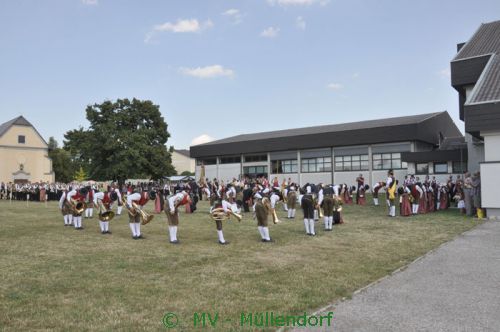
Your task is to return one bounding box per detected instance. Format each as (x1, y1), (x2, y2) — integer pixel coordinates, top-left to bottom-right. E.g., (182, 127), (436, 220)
(122, 196), (154, 225)
(96, 200), (115, 222)
(262, 197), (280, 224)
(71, 199), (87, 214)
(210, 207), (243, 222)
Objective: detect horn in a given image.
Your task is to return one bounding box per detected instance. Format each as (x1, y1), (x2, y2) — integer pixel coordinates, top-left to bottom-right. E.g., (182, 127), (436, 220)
(97, 200), (115, 222)
(71, 199), (87, 214)
(262, 197), (280, 224)
(210, 207), (243, 222)
(132, 201), (154, 225)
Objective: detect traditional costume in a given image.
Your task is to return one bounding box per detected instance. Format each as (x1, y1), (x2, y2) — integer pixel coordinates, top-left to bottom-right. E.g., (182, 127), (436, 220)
(286, 186), (297, 219)
(372, 182), (385, 206)
(164, 191), (191, 244)
(301, 191), (315, 235)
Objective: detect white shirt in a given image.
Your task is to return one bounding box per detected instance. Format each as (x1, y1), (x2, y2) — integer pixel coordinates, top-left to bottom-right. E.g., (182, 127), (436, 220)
(59, 192), (66, 209)
(168, 192), (185, 211)
(385, 177), (393, 189)
(317, 188), (324, 205)
(127, 192), (141, 208)
(67, 189), (77, 203)
(94, 191), (104, 205)
(270, 193), (280, 208)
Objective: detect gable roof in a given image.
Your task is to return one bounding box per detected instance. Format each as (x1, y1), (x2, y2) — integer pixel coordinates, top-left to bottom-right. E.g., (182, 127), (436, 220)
(174, 149), (191, 158)
(453, 20), (500, 61)
(191, 111), (462, 158)
(0, 116), (48, 145)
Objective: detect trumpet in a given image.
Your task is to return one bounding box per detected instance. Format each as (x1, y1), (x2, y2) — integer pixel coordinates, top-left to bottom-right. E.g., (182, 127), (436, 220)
(96, 200), (115, 222)
(71, 199), (87, 214)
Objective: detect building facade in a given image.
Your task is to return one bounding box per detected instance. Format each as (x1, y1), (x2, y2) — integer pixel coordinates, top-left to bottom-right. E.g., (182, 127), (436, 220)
(190, 112), (464, 186)
(171, 149), (195, 175)
(451, 20), (500, 218)
(0, 116), (54, 183)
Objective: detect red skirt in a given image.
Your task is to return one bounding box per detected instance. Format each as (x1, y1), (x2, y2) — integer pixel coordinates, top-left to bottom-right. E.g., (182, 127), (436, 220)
(400, 195), (412, 216)
(154, 196), (162, 213)
(418, 196), (427, 214)
(427, 193), (435, 212)
(358, 196), (366, 205)
(439, 195), (448, 210)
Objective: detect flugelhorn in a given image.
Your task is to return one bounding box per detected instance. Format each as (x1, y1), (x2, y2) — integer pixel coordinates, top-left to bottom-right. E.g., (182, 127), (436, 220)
(262, 197), (280, 224)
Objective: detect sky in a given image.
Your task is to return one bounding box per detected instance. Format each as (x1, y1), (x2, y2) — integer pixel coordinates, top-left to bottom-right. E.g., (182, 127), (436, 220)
(1, 0), (500, 149)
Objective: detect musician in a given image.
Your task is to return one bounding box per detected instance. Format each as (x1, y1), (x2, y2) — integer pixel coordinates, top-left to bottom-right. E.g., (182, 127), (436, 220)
(372, 182), (386, 206)
(94, 190), (112, 234)
(386, 170), (397, 217)
(114, 186), (123, 216)
(301, 188), (315, 236)
(84, 185), (95, 219)
(164, 191), (191, 244)
(126, 189), (148, 239)
(269, 189), (281, 224)
(286, 185), (297, 219)
(67, 187), (86, 229)
(212, 197), (232, 245)
(357, 185), (369, 205)
(411, 183), (423, 215)
(322, 185), (334, 231)
(58, 187), (73, 226)
(314, 184), (324, 221)
(254, 193), (272, 242)
(399, 186), (412, 217)
(355, 174), (365, 204)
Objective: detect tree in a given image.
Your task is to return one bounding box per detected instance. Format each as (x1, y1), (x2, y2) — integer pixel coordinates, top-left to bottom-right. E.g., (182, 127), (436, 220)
(74, 166), (87, 182)
(63, 98), (176, 183)
(181, 171), (195, 176)
(48, 137), (77, 183)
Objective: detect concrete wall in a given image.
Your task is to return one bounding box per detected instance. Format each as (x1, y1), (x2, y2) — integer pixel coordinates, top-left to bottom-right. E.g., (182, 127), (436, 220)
(171, 152), (195, 174)
(196, 164), (218, 181)
(0, 125), (53, 183)
(218, 163), (241, 182)
(334, 171), (361, 186)
(483, 131), (500, 161)
(301, 172), (331, 185)
(480, 131), (500, 218)
(466, 133), (484, 173)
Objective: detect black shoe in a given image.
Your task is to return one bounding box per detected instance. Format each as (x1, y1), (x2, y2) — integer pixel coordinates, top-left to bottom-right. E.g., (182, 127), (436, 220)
(106, 231), (112, 234)
(79, 227), (84, 230)
(261, 238), (273, 243)
(306, 233), (311, 236)
(310, 233), (316, 236)
(170, 240), (179, 244)
(132, 235), (138, 240)
(219, 241), (230, 245)
(137, 234), (144, 239)
(101, 231), (106, 234)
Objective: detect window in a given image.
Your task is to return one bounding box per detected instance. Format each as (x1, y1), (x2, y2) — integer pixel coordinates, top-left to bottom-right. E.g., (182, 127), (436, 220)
(434, 162), (448, 174)
(372, 153), (407, 170)
(244, 154), (267, 162)
(196, 158), (217, 166)
(243, 166), (268, 176)
(334, 155), (368, 171)
(272, 159), (297, 174)
(416, 163), (429, 175)
(18, 135), (25, 144)
(301, 157), (332, 173)
(453, 161), (466, 174)
(219, 156), (241, 164)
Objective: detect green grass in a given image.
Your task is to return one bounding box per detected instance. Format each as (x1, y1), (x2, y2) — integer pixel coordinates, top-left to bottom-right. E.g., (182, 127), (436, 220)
(0, 198), (480, 331)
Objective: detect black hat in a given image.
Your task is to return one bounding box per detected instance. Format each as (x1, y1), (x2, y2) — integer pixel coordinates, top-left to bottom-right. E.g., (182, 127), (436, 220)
(148, 190), (157, 201)
(79, 187), (88, 196)
(110, 191), (118, 202)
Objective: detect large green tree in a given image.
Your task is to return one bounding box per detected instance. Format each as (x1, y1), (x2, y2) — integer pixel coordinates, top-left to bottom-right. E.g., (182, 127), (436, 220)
(48, 137), (77, 183)
(63, 98), (175, 182)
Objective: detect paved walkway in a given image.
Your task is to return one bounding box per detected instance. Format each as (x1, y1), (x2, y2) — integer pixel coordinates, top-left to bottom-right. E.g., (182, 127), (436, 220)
(294, 221), (500, 332)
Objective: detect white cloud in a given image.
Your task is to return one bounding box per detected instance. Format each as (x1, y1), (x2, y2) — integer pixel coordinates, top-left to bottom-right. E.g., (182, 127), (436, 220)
(352, 72), (360, 79)
(438, 68), (451, 78)
(261, 27), (280, 38)
(179, 65), (235, 79)
(145, 18), (213, 43)
(81, 0), (98, 5)
(222, 9), (243, 24)
(296, 16), (306, 30)
(191, 134), (216, 146)
(267, 0), (329, 6)
(327, 83), (343, 90)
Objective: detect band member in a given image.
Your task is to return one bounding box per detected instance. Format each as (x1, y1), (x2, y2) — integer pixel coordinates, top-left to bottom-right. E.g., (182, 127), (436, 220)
(286, 185), (297, 219)
(59, 187), (73, 226)
(411, 183), (423, 215)
(126, 189), (149, 239)
(372, 182), (385, 206)
(114, 187), (123, 215)
(399, 186), (412, 217)
(357, 185), (369, 205)
(332, 195), (344, 224)
(314, 184), (324, 221)
(164, 191), (191, 244)
(68, 187), (86, 229)
(355, 174), (365, 204)
(386, 170), (397, 217)
(254, 193), (272, 242)
(94, 190), (112, 234)
(322, 185), (334, 231)
(301, 188), (315, 236)
(84, 185), (94, 219)
(269, 189), (281, 224)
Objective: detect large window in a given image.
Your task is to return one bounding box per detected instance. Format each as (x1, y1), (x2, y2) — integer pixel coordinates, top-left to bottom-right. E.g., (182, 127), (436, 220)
(220, 156), (241, 164)
(434, 162), (448, 174)
(244, 154), (267, 162)
(243, 166), (268, 177)
(302, 157), (332, 173)
(453, 161), (466, 174)
(372, 153), (407, 170)
(416, 163), (429, 175)
(334, 155), (368, 171)
(272, 159), (297, 174)
(196, 158), (217, 166)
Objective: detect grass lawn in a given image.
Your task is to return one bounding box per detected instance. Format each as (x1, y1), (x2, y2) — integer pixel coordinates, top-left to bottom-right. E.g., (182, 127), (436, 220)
(0, 198), (480, 331)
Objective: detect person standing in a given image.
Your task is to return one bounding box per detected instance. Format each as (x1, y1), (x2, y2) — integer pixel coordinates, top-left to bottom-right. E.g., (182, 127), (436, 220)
(472, 172), (481, 217)
(301, 188), (315, 235)
(386, 170), (397, 217)
(322, 185), (334, 231)
(463, 172), (473, 216)
(254, 193), (273, 242)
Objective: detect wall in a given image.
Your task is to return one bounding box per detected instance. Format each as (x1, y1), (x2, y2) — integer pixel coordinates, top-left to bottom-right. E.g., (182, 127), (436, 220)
(270, 174), (299, 184)
(466, 133), (485, 173)
(483, 131), (500, 161)
(171, 152), (195, 174)
(480, 131), (500, 218)
(218, 163), (241, 182)
(334, 171), (362, 186)
(195, 164), (218, 181)
(300, 172), (331, 185)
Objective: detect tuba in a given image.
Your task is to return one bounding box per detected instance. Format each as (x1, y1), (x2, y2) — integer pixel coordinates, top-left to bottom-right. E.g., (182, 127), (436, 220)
(96, 200), (115, 222)
(71, 199), (87, 214)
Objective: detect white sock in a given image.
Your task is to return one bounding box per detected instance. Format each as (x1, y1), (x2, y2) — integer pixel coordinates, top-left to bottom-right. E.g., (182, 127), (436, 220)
(304, 219), (310, 234)
(284, 204), (288, 211)
(168, 226), (173, 242)
(263, 227), (271, 241)
(89, 208), (93, 217)
(314, 210), (319, 220)
(287, 209), (292, 218)
(257, 226), (265, 239)
(173, 226), (178, 241)
(374, 198), (379, 206)
(309, 219), (315, 235)
(329, 216), (333, 229)
(292, 209), (296, 218)
(129, 223), (136, 236)
(63, 215), (68, 225)
(217, 230), (225, 243)
(391, 206), (396, 217)
(105, 222), (109, 232)
(117, 206), (122, 215)
(135, 223), (141, 236)
(386, 199), (390, 207)
(324, 216), (329, 229)
(99, 221), (105, 232)
(68, 215), (73, 225)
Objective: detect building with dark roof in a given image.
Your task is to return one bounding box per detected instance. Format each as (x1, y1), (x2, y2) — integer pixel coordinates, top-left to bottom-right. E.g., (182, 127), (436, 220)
(0, 116), (54, 183)
(451, 19), (500, 219)
(190, 111), (464, 186)
(171, 149), (195, 175)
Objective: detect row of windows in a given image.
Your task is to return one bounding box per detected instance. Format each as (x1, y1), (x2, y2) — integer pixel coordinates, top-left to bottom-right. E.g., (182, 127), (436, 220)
(416, 161), (466, 175)
(243, 166), (268, 175)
